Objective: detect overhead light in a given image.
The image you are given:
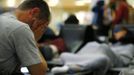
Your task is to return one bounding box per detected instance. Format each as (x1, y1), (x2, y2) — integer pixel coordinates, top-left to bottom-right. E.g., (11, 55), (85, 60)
(48, 0), (59, 7)
(75, 0), (91, 6)
(83, 0), (91, 4)
(75, 1), (85, 6)
(7, 0), (16, 7)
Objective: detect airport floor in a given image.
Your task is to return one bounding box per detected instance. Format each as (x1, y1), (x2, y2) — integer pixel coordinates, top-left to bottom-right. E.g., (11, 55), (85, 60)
(46, 72), (54, 75)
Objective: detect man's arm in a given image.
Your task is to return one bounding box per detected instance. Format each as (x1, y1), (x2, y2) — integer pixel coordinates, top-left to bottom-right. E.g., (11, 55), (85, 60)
(28, 19), (49, 74)
(28, 49), (48, 75)
(9, 26), (48, 75)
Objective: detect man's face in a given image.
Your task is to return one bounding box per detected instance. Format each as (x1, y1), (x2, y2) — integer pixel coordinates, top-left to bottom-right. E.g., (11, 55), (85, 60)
(114, 30), (127, 40)
(17, 8), (50, 41)
(31, 18), (49, 41)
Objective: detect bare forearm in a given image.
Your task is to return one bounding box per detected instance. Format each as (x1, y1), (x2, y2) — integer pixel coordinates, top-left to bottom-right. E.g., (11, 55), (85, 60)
(39, 50), (48, 71)
(28, 62), (47, 75)
(37, 43), (48, 71)
(28, 48), (48, 75)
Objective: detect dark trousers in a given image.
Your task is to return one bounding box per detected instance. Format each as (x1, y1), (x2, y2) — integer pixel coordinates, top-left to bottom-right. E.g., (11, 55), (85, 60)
(11, 72), (24, 75)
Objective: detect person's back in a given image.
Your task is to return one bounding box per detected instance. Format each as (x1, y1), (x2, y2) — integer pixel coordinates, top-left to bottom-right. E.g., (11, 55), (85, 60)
(0, 12), (35, 74)
(0, 0), (51, 75)
(113, 0), (129, 24)
(0, 11), (46, 75)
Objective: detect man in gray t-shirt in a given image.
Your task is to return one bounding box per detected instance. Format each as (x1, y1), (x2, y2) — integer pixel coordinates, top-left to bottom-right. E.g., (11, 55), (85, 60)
(0, 0), (51, 75)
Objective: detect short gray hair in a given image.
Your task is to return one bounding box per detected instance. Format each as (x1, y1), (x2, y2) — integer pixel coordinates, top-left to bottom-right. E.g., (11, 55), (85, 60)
(18, 0), (51, 21)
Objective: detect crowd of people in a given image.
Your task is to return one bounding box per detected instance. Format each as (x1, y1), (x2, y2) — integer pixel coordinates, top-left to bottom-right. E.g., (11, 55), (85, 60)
(92, 0), (130, 37)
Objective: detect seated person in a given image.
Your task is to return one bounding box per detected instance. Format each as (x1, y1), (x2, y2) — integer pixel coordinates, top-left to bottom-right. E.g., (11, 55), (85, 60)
(38, 27), (57, 43)
(38, 27), (66, 60)
(64, 14), (79, 24)
(38, 14), (80, 60)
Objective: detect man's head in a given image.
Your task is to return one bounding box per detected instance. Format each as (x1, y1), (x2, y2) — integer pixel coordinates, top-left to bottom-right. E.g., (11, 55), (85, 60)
(109, 0), (116, 10)
(15, 0), (51, 41)
(113, 26), (128, 40)
(64, 14), (79, 24)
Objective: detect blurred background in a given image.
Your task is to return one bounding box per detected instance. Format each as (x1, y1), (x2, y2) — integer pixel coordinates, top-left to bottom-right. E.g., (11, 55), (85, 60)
(0, 0), (134, 35)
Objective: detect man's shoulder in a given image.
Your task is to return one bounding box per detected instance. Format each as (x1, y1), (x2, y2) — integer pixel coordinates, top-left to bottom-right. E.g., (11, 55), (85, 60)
(0, 12), (30, 33)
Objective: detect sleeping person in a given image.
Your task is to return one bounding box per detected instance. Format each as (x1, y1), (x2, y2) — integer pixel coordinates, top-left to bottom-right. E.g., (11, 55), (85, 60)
(51, 26), (134, 75)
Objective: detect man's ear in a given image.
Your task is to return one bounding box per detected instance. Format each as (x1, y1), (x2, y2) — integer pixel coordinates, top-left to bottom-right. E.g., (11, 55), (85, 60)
(29, 7), (40, 18)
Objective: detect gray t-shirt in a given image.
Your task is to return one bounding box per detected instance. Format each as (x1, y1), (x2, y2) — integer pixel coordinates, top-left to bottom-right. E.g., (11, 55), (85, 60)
(0, 12), (41, 74)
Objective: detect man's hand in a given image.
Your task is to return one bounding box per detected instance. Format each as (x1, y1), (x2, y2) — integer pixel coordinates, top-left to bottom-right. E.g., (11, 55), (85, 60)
(28, 62), (47, 75)
(28, 50), (48, 75)
(31, 19), (49, 41)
